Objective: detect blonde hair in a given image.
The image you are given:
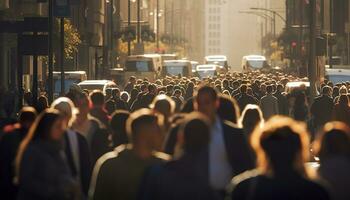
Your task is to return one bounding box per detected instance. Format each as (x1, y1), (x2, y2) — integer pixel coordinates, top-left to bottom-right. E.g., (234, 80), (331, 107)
(51, 97), (77, 127)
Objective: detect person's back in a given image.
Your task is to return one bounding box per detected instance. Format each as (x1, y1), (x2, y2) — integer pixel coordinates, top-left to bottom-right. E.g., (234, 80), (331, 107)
(90, 146), (167, 200)
(311, 86), (333, 128)
(332, 95), (350, 126)
(231, 171), (329, 200)
(274, 85), (289, 115)
(260, 86), (279, 119)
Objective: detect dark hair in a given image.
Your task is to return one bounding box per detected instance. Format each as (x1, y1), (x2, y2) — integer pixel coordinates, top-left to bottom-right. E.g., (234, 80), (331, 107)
(196, 86), (218, 101)
(322, 86), (331, 95)
(181, 113), (210, 153)
(90, 90), (105, 106)
(126, 109), (161, 142)
(217, 95), (240, 124)
(18, 107), (37, 125)
(315, 122), (350, 160)
(251, 116), (309, 176)
(240, 84), (248, 93)
(240, 104), (263, 137)
(15, 109), (62, 180)
(36, 96), (49, 113)
(266, 85), (273, 94)
(110, 110), (130, 147)
(338, 95), (349, 106)
(148, 84), (157, 93)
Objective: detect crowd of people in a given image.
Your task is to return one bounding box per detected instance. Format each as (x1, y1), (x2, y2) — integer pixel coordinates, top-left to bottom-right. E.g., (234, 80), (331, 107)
(0, 71), (350, 200)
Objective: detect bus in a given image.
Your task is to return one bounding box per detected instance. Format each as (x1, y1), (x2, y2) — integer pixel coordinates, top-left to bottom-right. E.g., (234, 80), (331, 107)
(204, 55), (229, 71)
(162, 60), (192, 77)
(325, 68), (350, 84)
(241, 55), (269, 72)
(196, 64), (220, 79)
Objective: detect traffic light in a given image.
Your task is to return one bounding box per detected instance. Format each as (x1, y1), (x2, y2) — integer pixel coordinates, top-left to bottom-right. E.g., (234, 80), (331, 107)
(291, 41), (298, 58)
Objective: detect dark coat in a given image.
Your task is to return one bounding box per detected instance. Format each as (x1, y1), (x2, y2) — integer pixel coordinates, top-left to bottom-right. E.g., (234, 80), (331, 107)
(17, 140), (79, 200)
(311, 95), (333, 128)
(163, 121), (255, 176)
(274, 92), (289, 116)
(235, 93), (259, 112)
(139, 151), (220, 200)
(0, 127), (28, 200)
(64, 132), (92, 196)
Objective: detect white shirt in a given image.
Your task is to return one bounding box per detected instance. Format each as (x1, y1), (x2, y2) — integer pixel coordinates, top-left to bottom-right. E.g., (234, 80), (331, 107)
(209, 117), (233, 190)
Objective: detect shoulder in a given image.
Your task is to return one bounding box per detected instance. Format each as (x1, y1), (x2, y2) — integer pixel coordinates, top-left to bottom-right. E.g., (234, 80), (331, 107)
(222, 121), (244, 134)
(227, 169), (261, 195)
(152, 151), (172, 162)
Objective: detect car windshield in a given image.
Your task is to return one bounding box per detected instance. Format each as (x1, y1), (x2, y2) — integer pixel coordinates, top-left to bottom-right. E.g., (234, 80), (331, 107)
(247, 60), (264, 69)
(163, 65), (188, 76)
(207, 60), (226, 67)
(197, 70), (216, 79)
(54, 79), (79, 94)
(125, 61), (153, 72)
(327, 74), (350, 84)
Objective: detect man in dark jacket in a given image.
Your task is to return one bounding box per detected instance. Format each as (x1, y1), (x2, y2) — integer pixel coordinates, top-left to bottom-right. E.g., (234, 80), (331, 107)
(235, 84), (259, 112)
(139, 113), (219, 200)
(89, 109), (169, 200)
(0, 107), (37, 200)
(274, 84), (289, 116)
(139, 84), (157, 108)
(89, 91), (110, 127)
(311, 86), (333, 131)
(195, 86), (255, 196)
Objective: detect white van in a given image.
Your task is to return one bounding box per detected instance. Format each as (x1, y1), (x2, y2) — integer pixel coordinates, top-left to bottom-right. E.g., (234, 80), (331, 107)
(325, 68), (350, 84)
(241, 55), (269, 72)
(204, 55), (229, 71)
(53, 71), (87, 97)
(196, 64), (220, 79)
(160, 54), (178, 61)
(78, 80), (118, 95)
(162, 60), (192, 77)
(124, 55), (162, 82)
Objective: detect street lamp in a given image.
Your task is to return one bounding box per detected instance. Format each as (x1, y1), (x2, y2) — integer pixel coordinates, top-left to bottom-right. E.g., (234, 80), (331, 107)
(250, 7), (287, 37)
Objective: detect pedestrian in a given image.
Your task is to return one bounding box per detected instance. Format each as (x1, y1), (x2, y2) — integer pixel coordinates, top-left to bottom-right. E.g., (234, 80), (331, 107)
(124, 76), (137, 94)
(195, 86), (254, 197)
(110, 110), (130, 147)
(36, 95), (49, 113)
(139, 84), (157, 108)
(112, 88), (129, 111)
(260, 85), (279, 119)
(310, 86), (333, 131)
(15, 109), (80, 200)
(51, 97), (92, 197)
(90, 90), (110, 127)
(314, 122), (350, 200)
(0, 107), (37, 200)
(150, 94), (176, 132)
(292, 92), (309, 122)
(217, 95), (240, 124)
(139, 112), (219, 200)
(227, 116), (330, 200)
(239, 104), (264, 139)
(235, 84), (258, 112)
(89, 109), (169, 200)
(274, 84), (289, 115)
(332, 94), (350, 126)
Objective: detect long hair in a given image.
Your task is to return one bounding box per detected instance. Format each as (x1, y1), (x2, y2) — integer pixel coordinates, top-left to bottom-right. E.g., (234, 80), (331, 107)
(15, 109), (62, 183)
(251, 116), (310, 177)
(239, 104), (264, 136)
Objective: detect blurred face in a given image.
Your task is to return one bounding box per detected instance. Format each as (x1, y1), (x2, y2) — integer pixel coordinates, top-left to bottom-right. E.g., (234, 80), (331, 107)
(77, 98), (89, 117)
(50, 118), (65, 141)
(195, 93), (218, 122)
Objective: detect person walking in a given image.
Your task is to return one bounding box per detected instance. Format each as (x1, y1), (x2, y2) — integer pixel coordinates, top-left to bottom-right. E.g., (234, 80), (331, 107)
(311, 86), (333, 130)
(89, 109), (169, 200)
(15, 109), (80, 200)
(259, 85), (279, 119)
(227, 116), (330, 200)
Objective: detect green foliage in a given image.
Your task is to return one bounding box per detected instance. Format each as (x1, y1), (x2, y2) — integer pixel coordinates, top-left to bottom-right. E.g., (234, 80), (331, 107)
(53, 19), (81, 59)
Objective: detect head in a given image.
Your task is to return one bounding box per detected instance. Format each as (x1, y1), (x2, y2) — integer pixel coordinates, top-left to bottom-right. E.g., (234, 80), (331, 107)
(112, 88), (121, 98)
(322, 86), (332, 96)
(37, 96), (49, 112)
(240, 104), (264, 136)
(148, 84), (157, 95)
(266, 85), (273, 94)
(194, 86), (219, 122)
(217, 95), (240, 124)
(338, 94), (349, 106)
(178, 112), (211, 154)
(110, 110), (130, 147)
(51, 97), (76, 127)
(314, 122), (350, 161)
(16, 109), (65, 180)
(276, 84), (284, 93)
(18, 107), (38, 129)
(126, 109), (164, 153)
(251, 116), (310, 176)
(121, 91), (130, 102)
(240, 84), (248, 94)
(90, 90), (105, 107)
(150, 94), (176, 119)
(75, 93), (90, 117)
(129, 76), (137, 84)
(339, 85), (348, 95)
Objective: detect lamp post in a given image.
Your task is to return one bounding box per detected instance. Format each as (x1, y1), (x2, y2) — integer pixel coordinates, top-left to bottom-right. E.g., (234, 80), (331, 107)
(128, 0), (131, 55)
(156, 0), (159, 50)
(250, 7), (287, 38)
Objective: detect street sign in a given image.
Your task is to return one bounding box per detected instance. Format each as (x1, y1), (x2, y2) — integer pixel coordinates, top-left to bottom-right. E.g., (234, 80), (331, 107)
(18, 35), (49, 55)
(54, 0), (71, 17)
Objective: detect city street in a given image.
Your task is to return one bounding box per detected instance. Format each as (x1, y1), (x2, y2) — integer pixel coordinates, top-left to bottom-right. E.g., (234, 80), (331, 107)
(1, 0), (350, 200)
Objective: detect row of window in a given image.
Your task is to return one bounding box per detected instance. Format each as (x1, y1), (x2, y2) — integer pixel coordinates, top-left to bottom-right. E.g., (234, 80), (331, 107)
(208, 0), (221, 4)
(209, 32), (220, 37)
(208, 48), (221, 54)
(208, 7), (221, 13)
(208, 15), (220, 21)
(208, 40), (220, 46)
(208, 23), (221, 29)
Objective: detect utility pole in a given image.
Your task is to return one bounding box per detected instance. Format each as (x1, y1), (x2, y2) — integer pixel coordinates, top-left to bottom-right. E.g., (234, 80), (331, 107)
(110, 0), (114, 68)
(156, 0), (159, 50)
(329, 0), (333, 69)
(60, 18), (65, 96)
(299, 0), (304, 75)
(128, 0), (131, 56)
(33, 32), (38, 107)
(48, 0), (54, 103)
(137, 0), (141, 43)
(308, 0), (317, 102)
